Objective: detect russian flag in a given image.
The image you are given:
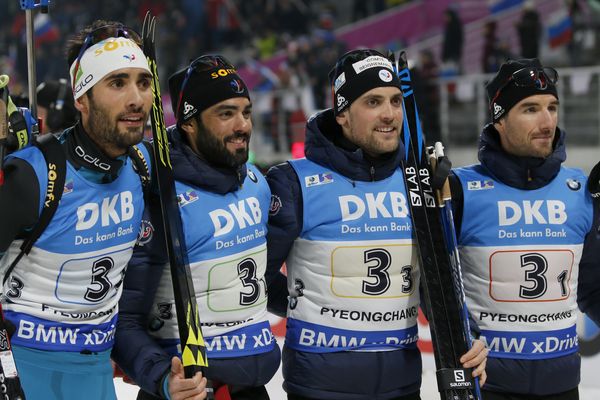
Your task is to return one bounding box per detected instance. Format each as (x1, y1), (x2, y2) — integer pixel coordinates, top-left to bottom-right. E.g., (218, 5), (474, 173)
(34, 13), (59, 45)
(489, 0), (524, 14)
(547, 9), (573, 48)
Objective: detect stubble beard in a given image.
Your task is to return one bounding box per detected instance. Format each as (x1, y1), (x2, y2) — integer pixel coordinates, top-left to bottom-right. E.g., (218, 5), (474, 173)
(195, 121), (249, 168)
(87, 97), (145, 154)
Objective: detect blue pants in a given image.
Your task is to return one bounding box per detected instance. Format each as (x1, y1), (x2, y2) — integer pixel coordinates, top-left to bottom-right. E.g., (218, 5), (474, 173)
(12, 345), (116, 400)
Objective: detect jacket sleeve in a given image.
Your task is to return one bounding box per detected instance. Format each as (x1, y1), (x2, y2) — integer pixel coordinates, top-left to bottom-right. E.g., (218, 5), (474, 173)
(265, 162), (303, 318)
(577, 197), (600, 326)
(111, 194), (171, 398)
(0, 158), (39, 255)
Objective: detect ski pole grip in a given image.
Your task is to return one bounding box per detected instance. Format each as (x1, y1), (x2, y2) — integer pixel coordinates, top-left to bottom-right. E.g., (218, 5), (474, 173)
(433, 142), (452, 201)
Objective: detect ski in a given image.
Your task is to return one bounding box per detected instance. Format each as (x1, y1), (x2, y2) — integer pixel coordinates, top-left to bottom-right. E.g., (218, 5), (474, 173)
(394, 51), (481, 400)
(141, 12), (214, 399)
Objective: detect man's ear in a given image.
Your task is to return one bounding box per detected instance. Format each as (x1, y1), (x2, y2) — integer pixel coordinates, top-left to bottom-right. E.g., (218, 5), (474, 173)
(335, 110), (348, 130)
(74, 95), (88, 115)
(493, 117), (505, 136)
(180, 118), (196, 136)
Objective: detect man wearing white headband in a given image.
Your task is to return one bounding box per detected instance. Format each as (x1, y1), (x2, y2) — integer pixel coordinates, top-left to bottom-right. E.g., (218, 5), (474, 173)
(0, 20), (206, 400)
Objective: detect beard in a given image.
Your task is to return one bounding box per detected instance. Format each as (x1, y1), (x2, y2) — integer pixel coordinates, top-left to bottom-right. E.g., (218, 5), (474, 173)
(195, 121), (249, 168)
(87, 95), (146, 153)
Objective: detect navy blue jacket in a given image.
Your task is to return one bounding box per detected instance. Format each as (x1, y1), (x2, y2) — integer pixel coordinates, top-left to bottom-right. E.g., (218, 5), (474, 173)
(266, 109), (422, 399)
(450, 124), (600, 396)
(112, 126), (280, 398)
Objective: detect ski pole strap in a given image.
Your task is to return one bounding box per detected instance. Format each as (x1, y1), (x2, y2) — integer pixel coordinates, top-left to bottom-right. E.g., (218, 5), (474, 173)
(3, 133), (66, 285)
(589, 161), (600, 200)
(436, 367), (475, 392)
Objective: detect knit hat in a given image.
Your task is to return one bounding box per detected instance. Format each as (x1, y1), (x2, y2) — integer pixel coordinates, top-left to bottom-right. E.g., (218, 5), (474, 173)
(168, 55), (250, 124)
(329, 49), (402, 116)
(486, 58), (558, 122)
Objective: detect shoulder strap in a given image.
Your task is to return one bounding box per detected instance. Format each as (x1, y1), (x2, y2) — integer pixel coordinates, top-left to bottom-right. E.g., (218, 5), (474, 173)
(3, 134), (66, 284)
(128, 141), (151, 194)
(589, 161), (600, 201)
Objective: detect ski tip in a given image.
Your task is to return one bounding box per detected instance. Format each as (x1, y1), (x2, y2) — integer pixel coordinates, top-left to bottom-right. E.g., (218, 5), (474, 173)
(399, 51), (407, 64)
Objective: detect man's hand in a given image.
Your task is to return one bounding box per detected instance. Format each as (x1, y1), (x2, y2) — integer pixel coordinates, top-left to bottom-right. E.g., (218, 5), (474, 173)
(168, 357), (208, 400)
(459, 339), (488, 387)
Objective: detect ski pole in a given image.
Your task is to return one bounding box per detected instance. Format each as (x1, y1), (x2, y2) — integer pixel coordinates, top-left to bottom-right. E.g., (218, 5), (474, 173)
(19, 0), (50, 129)
(0, 75), (9, 185)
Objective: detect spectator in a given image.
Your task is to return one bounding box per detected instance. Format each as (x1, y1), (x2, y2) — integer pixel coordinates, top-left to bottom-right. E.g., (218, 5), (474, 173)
(516, 1), (542, 58)
(412, 49), (441, 144)
(36, 78), (78, 133)
(441, 7), (464, 73)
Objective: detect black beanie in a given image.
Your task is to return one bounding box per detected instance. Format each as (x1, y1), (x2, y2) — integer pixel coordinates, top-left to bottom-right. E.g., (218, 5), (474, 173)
(486, 58), (558, 123)
(329, 49), (402, 116)
(168, 55), (250, 124)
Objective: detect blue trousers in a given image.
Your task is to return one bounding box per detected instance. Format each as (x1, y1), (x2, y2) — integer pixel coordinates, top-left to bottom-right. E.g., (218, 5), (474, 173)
(12, 345), (116, 400)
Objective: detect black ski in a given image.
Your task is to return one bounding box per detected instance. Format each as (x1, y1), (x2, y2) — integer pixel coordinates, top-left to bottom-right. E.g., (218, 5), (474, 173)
(395, 51), (481, 400)
(141, 12), (214, 399)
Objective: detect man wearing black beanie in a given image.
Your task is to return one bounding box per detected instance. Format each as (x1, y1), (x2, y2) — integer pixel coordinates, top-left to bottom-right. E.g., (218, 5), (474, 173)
(451, 58), (600, 399)
(265, 48), (487, 400)
(113, 55), (280, 400)
(36, 79), (78, 134)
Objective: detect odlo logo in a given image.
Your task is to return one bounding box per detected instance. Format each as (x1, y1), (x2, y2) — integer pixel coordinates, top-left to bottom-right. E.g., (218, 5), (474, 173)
(183, 102), (195, 116)
(493, 103), (503, 117)
(74, 74), (93, 95)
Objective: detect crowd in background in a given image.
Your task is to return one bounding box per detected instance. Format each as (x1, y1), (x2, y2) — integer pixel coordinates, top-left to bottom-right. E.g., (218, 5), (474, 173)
(1, 0), (599, 157)
(1, 0), (410, 94)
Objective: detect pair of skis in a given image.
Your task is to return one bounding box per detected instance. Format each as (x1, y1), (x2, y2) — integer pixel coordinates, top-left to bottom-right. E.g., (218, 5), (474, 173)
(395, 52), (481, 400)
(142, 13), (214, 399)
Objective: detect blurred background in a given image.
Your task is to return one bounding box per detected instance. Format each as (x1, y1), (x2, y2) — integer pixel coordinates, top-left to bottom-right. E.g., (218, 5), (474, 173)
(2, 1), (600, 397)
(3, 0), (600, 165)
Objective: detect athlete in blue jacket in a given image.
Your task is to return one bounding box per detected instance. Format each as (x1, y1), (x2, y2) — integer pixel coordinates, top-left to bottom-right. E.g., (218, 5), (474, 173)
(0, 20), (164, 400)
(265, 48), (487, 400)
(112, 55), (280, 400)
(451, 58), (600, 400)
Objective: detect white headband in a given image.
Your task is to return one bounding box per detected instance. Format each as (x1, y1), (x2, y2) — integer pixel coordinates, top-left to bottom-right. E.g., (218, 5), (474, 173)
(69, 37), (151, 99)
